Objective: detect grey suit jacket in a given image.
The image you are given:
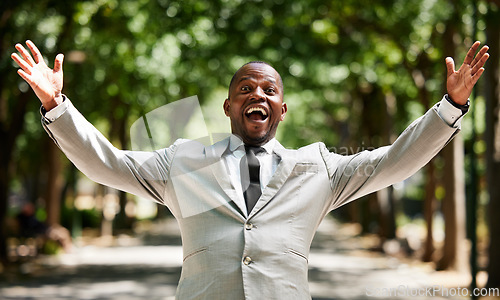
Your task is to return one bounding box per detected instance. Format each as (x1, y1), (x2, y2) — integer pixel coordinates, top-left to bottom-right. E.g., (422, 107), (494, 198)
(43, 98), (459, 300)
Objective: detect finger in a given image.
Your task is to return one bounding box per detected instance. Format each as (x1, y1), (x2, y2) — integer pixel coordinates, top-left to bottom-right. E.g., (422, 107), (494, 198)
(17, 69), (33, 85)
(26, 40), (45, 65)
(463, 41), (481, 65)
(53, 53), (64, 73)
(471, 67), (485, 85)
(445, 57), (455, 77)
(471, 45), (489, 68)
(15, 43), (36, 67)
(471, 53), (489, 74)
(11, 53), (33, 75)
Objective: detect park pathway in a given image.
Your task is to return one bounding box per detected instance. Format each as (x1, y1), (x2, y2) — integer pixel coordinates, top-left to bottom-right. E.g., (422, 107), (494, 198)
(0, 216), (463, 299)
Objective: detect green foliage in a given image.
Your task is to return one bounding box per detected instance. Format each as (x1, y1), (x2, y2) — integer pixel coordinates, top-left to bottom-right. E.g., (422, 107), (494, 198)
(1, 0), (485, 218)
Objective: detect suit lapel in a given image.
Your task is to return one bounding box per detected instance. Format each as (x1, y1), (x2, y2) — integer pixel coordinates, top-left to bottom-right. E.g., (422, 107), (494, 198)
(206, 138), (248, 218)
(248, 141), (297, 219)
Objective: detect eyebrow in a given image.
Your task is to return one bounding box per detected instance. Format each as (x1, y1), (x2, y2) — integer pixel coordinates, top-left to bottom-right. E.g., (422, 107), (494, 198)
(238, 76), (277, 85)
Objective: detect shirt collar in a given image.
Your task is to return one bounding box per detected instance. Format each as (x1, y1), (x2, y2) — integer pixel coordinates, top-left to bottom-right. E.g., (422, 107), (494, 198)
(229, 134), (276, 154)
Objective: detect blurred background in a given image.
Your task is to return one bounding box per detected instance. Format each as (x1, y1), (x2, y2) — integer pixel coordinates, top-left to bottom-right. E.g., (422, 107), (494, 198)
(1, 0), (500, 299)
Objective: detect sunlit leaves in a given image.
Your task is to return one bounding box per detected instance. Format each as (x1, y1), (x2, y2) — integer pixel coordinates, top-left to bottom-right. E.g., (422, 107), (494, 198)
(4, 0), (481, 194)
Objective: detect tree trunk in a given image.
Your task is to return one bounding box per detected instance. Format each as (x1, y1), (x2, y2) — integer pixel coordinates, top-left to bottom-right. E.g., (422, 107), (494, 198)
(45, 139), (63, 226)
(0, 92), (29, 262)
(40, 0), (75, 229)
(485, 6), (500, 289)
(0, 163), (8, 263)
(438, 135), (469, 272)
(436, 13), (468, 272)
(377, 92), (397, 241)
(376, 187), (396, 240)
(113, 101), (133, 229)
(422, 162), (437, 262)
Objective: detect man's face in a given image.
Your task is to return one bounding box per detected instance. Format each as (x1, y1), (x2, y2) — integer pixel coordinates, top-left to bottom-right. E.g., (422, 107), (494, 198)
(224, 63), (287, 146)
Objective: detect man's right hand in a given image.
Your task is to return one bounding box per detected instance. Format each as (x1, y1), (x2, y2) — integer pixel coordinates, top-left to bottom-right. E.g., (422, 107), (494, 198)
(11, 40), (65, 111)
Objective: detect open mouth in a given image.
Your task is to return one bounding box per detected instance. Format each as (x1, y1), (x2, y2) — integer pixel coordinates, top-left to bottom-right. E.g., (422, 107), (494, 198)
(245, 106), (269, 122)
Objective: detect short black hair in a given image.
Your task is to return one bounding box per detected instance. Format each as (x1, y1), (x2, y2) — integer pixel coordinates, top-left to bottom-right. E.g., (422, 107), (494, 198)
(228, 61), (284, 96)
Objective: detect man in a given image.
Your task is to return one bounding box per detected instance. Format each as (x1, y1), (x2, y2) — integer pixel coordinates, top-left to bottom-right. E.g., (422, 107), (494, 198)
(12, 40), (489, 299)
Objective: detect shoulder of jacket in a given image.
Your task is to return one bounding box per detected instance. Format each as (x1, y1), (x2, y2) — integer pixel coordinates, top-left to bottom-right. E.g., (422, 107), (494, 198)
(296, 142), (327, 153)
(172, 138), (193, 147)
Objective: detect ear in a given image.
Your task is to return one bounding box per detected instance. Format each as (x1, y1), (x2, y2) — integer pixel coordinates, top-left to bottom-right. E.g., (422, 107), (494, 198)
(223, 98), (230, 117)
(280, 102), (287, 121)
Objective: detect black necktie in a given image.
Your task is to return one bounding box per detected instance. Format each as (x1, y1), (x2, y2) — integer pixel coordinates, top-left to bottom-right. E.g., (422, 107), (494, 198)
(240, 146), (264, 213)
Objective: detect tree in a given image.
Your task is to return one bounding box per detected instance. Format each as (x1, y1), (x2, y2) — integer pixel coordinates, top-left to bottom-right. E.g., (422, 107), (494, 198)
(437, 4), (468, 272)
(0, 0), (49, 262)
(484, 1), (500, 288)
(0, 0), (76, 261)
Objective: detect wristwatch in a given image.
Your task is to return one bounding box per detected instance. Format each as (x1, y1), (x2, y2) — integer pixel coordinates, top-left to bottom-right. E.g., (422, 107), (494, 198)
(445, 94), (470, 115)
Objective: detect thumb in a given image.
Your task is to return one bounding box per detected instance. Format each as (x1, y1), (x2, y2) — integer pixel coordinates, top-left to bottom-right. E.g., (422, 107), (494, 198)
(445, 57), (455, 78)
(53, 53), (64, 73)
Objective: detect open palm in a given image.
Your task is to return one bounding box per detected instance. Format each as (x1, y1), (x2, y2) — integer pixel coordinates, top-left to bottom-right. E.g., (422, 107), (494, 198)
(11, 40), (64, 111)
(446, 41), (489, 105)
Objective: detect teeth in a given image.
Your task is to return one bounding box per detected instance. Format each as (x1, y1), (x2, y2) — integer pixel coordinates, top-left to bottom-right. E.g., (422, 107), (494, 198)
(246, 107), (267, 116)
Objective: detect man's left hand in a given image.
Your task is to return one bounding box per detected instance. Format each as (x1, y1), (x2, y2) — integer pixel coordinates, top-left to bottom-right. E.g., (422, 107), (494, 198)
(446, 41), (489, 106)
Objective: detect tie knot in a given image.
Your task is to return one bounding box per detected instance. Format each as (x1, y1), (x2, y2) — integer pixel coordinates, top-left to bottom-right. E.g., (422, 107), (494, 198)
(245, 146), (265, 156)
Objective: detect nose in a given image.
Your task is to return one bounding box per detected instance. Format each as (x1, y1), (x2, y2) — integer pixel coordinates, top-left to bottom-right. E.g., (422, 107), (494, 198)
(250, 86), (266, 101)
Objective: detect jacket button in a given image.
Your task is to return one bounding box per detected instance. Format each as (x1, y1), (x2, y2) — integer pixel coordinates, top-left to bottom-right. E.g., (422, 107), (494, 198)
(245, 223), (253, 230)
(243, 256), (252, 265)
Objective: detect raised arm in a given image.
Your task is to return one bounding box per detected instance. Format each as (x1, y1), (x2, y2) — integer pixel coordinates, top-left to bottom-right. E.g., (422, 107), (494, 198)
(11, 41), (173, 207)
(11, 40), (64, 111)
(324, 41), (489, 211)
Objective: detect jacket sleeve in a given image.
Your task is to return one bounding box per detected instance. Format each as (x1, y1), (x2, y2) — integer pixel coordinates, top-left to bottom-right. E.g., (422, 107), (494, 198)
(320, 101), (460, 211)
(42, 98), (175, 205)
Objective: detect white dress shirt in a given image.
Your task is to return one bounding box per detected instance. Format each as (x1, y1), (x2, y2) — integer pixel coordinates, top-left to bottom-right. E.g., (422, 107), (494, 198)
(223, 135), (280, 215)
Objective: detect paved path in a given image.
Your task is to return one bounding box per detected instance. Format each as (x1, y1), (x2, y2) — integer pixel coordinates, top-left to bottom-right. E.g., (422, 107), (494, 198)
(0, 217), (459, 299)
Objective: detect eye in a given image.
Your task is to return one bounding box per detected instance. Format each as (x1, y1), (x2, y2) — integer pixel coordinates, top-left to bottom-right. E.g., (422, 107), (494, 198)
(265, 87), (276, 94)
(241, 85), (251, 92)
